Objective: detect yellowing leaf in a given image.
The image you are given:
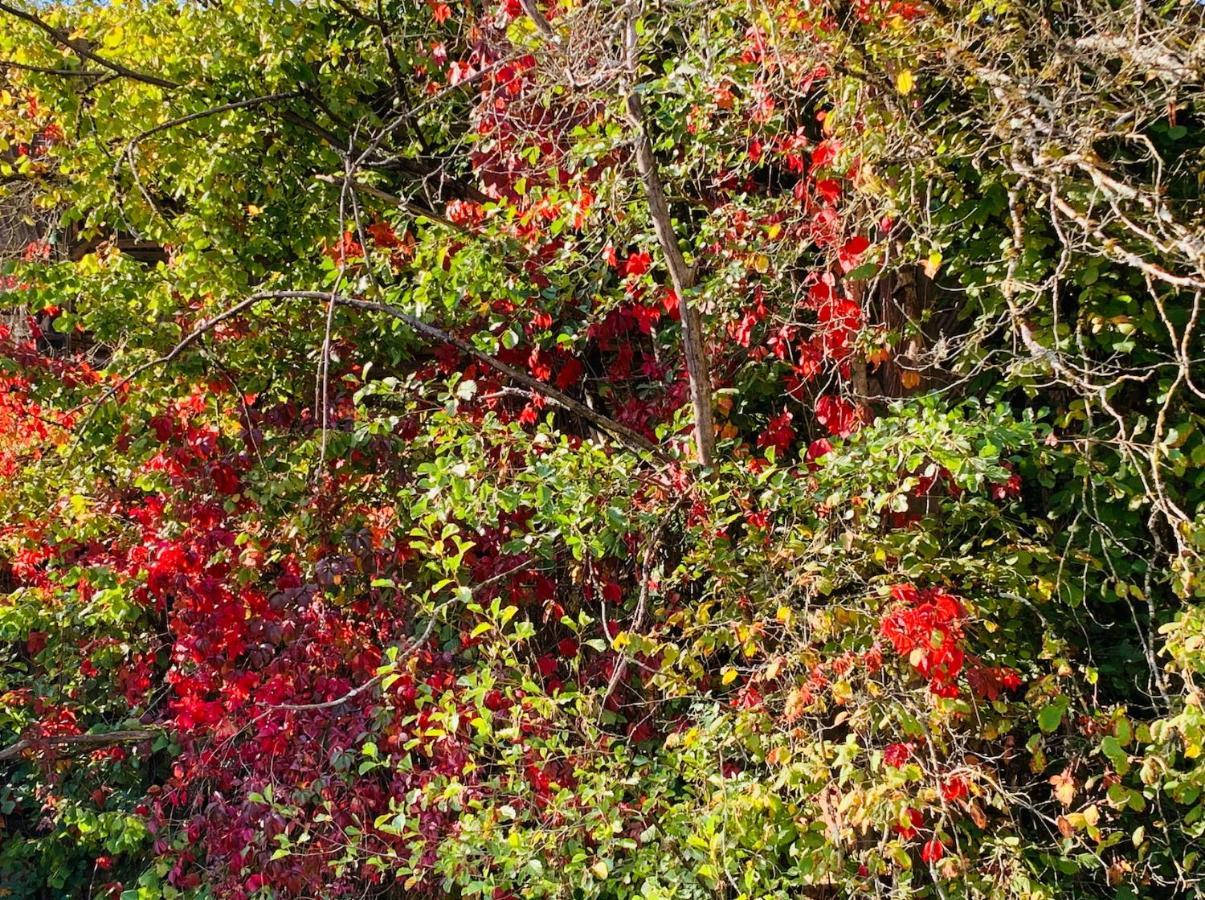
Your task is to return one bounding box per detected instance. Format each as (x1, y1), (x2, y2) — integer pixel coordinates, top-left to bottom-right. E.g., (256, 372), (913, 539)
(866, 345), (891, 367)
(923, 250), (942, 278)
(896, 69), (914, 94)
(831, 680), (853, 706)
(1049, 770), (1077, 807)
(764, 657), (783, 681)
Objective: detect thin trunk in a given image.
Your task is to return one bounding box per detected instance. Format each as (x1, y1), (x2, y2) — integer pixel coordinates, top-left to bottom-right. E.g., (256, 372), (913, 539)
(623, 10), (715, 467)
(515, 1), (717, 465)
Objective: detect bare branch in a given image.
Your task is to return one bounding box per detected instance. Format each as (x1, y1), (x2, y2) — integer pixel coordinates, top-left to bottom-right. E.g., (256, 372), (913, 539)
(1, 729), (158, 763)
(622, 11), (715, 467)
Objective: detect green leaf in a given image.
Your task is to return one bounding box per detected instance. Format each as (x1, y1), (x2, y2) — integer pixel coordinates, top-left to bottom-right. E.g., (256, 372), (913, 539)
(1038, 696), (1069, 733)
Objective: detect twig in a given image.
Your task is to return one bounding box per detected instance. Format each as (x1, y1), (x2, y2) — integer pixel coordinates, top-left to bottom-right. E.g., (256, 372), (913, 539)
(115, 90), (305, 180)
(599, 493), (688, 713)
(0, 58), (105, 78)
(313, 174), (457, 230)
(268, 291), (668, 459)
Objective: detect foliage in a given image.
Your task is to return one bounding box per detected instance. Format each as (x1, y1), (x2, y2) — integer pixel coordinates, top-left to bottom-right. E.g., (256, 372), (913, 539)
(0, 0), (1201, 897)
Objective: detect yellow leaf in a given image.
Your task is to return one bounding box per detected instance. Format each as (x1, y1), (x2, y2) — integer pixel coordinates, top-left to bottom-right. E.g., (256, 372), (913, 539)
(831, 680), (853, 706)
(923, 250), (942, 278)
(721, 667), (739, 685)
(591, 860), (609, 880)
(896, 69), (914, 94)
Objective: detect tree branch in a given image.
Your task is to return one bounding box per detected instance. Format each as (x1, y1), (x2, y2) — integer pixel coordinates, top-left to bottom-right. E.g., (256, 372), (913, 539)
(313, 173), (456, 230)
(513, 0), (715, 465)
(0, 729), (158, 763)
(0, 58), (105, 78)
(621, 7), (715, 467)
(267, 291), (668, 459)
(0, 1), (179, 89)
(117, 90), (305, 175)
(87, 290), (668, 461)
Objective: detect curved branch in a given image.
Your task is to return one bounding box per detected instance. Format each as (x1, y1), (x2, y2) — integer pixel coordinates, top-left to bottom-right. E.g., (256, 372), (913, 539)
(269, 290), (668, 459)
(0, 1), (179, 89)
(86, 290), (668, 461)
(115, 90), (305, 179)
(0, 58), (104, 78)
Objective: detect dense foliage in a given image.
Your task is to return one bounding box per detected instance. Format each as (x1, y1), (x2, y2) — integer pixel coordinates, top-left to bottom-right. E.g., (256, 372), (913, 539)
(0, 0), (1202, 896)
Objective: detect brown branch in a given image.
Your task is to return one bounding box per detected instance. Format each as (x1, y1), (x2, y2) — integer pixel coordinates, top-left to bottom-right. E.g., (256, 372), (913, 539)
(0, 1), (179, 89)
(0, 729), (158, 763)
(271, 589), (447, 712)
(284, 109), (487, 206)
(264, 291), (667, 459)
(87, 292), (271, 412)
(1046, 193), (1205, 292)
(313, 174), (456, 230)
(267, 559), (534, 714)
(118, 90), (304, 169)
(0, 58), (104, 78)
(512, 0), (715, 465)
(622, 15), (715, 467)
(600, 493), (687, 713)
(273, 671), (388, 713)
(113, 91), (307, 221)
(63, 292), (270, 468)
(84, 290), (667, 460)
(519, 0), (559, 42)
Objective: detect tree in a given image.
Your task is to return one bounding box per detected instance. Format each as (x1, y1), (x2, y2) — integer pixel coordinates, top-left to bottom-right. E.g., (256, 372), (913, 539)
(0, 0), (1201, 897)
